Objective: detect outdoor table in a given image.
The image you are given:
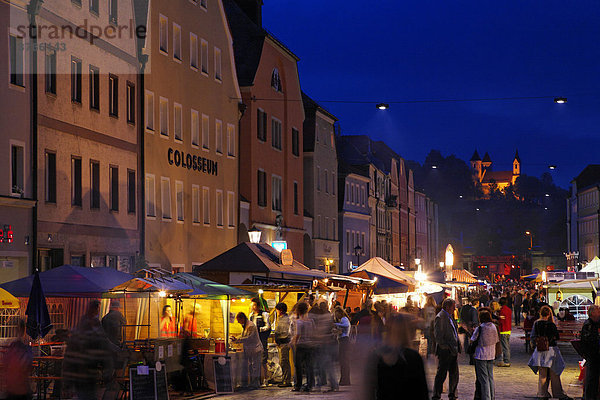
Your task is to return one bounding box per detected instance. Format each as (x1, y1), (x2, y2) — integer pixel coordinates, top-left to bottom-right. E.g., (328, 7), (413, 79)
(32, 355), (64, 400)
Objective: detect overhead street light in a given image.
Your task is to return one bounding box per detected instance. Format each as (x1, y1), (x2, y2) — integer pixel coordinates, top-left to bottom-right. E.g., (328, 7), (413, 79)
(548, 165), (556, 170)
(376, 103), (389, 110)
(554, 97), (567, 104)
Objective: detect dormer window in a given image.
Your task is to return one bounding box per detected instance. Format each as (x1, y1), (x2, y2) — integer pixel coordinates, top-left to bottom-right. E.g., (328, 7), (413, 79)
(271, 68), (281, 92)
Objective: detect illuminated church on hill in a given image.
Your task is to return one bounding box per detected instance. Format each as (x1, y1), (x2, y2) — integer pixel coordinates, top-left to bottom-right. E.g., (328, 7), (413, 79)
(470, 150), (521, 196)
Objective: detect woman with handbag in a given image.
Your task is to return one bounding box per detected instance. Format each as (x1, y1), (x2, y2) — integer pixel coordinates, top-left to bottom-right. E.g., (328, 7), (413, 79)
(469, 310), (499, 400)
(528, 305), (573, 400)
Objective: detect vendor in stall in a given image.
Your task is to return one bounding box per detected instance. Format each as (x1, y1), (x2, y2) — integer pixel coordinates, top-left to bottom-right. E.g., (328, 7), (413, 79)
(181, 303), (203, 338)
(231, 312), (263, 389)
(160, 305), (178, 337)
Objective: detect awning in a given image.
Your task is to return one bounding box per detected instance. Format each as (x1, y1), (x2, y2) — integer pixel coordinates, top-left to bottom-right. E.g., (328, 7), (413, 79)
(0, 265), (133, 297)
(450, 269), (478, 284)
(0, 288), (19, 309)
(111, 275), (193, 294)
(174, 273), (255, 299)
(351, 257), (417, 289)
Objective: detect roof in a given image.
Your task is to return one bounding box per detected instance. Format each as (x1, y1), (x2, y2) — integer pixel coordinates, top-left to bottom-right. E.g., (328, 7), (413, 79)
(194, 242), (329, 280)
(1, 265), (132, 297)
(470, 150), (481, 161)
(573, 165), (600, 191)
(222, 0), (266, 87)
(482, 152), (492, 163)
(482, 170), (513, 183)
(514, 149), (521, 163)
(174, 273), (255, 299)
(302, 92), (338, 153)
(351, 257), (416, 289)
(451, 269), (478, 284)
(301, 92), (338, 122)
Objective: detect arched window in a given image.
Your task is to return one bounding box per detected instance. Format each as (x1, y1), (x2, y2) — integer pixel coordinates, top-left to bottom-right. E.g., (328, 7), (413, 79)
(271, 68), (281, 92)
(560, 295), (592, 320)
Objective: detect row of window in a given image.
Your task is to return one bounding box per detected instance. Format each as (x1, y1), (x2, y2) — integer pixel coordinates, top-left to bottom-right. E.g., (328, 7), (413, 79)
(579, 219), (598, 235)
(316, 167), (336, 195)
(257, 109), (300, 155)
(144, 92), (235, 156)
(70, 0), (119, 24)
(345, 230), (366, 255)
(44, 151), (136, 213)
(578, 190), (599, 210)
(314, 215), (336, 241)
(158, 15), (221, 80)
(346, 182), (367, 206)
(257, 170), (299, 215)
(145, 174), (234, 228)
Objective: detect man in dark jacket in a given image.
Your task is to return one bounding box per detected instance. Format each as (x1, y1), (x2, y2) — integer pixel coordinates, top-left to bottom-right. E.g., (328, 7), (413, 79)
(459, 298), (479, 365)
(581, 305), (600, 400)
(102, 300), (126, 347)
(432, 298), (460, 400)
(513, 290), (523, 326)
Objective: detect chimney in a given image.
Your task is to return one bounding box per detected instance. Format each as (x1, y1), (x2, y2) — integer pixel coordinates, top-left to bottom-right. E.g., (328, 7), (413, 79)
(234, 0), (263, 28)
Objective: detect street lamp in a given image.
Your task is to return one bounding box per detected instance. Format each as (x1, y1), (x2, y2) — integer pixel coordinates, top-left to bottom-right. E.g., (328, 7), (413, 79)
(554, 97), (567, 104)
(248, 226), (262, 243)
(354, 245), (362, 267)
(376, 103), (389, 110)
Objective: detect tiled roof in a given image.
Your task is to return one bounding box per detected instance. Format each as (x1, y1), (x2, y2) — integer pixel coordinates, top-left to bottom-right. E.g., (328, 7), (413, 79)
(470, 150), (481, 161)
(482, 170), (513, 183)
(573, 164), (600, 191)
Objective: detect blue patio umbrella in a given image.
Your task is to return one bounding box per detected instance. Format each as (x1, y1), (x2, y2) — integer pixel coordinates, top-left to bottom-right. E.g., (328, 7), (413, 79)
(26, 271), (53, 340)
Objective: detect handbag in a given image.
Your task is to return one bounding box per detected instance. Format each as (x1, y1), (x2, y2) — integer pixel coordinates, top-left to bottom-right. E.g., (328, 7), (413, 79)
(535, 336), (549, 352)
(466, 327), (480, 355)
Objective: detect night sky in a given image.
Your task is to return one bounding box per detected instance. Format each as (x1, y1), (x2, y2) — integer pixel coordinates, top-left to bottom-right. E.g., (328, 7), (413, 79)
(263, 1), (600, 188)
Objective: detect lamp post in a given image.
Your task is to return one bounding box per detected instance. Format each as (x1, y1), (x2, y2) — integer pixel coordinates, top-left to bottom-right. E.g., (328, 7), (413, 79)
(354, 245), (362, 268)
(248, 226), (262, 243)
(525, 231), (533, 250)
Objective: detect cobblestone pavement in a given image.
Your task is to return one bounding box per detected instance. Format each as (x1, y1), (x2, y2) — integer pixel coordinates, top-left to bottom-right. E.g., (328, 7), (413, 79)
(203, 330), (584, 400)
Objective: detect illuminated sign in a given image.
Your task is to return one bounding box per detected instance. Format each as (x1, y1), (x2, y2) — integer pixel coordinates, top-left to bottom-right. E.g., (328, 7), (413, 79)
(167, 148), (218, 176)
(0, 225), (14, 244)
(271, 241), (287, 252)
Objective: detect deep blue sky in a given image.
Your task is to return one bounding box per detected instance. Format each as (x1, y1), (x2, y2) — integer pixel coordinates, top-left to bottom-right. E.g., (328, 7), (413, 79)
(262, 1), (600, 188)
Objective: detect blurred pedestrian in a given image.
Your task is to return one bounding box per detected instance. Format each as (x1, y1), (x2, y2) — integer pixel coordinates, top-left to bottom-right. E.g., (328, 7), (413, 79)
(314, 301), (338, 392)
(249, 297), (271, 386)
(514, 290), (523, 326)
(274, 302), (292, 387)
(232, 312), (263, 389)
(528, 305), (573, 400)
(460, 298), (479, 365)
(102, 300), (126, 347)
(432, 298), (460, 400)
(422, 296), (437, 359)
(333, 306), (351, 386)
(471, 310), (499, 400)
(292, 302), (315, 392)
(3, 318), (32, 400)
(580, 305), (600, 400)
(363, 313), (428, 400)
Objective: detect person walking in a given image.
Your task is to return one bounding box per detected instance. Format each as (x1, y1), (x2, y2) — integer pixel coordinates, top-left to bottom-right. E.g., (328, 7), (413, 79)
(231, 312), (263, 389)
(160, 304), (178, 337)
(497, 297), (512, 367)
(292, 302), (315, 392)
(514, 290), (523, 326)
(101, 300), (126, 347)
(249, 297), (271, 386)
(333, 306), (351, 386)
(470, 310), (499, 400)
(432, 298), (460, 400)
(460, 298), (479, 365)
(423, 296), (438, 359)
(3, 318), (33, 400)
(274, 302), (292, 387)
(528, 305), (573, 400)
(580, 305), (600, 400)
(363, 313), (428, 400)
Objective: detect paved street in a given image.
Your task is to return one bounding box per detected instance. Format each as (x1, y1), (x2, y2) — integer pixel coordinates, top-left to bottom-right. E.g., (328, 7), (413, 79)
(204, 331), (584, 400)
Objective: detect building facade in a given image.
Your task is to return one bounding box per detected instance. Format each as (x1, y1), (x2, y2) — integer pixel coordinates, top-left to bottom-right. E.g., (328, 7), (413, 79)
(1, 0), (35, 283)
(415, 191), (428, 268)
(567, 165), (600, 264)
(225, 0), (305, 261)
(142, 0), (241, 271)
(407, 169), (416, 268)
(302, 93), (339, 272)
(398, 159), (409, 267)
(35, 0), (141, 271)
(338, 169), (370, 273)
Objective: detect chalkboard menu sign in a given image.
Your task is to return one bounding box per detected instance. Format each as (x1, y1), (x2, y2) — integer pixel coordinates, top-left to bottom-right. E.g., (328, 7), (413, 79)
(130, 366), (169, 400)
(155, 367), (169, 400)
(213, 356), (233, 394)
(130, 367), (156, 400)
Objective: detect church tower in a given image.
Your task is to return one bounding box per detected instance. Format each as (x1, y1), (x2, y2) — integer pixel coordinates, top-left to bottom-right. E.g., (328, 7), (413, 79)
(482, 152), (492, 171)
(470, 150), (482, 182)
(513, 149), (521, 176)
